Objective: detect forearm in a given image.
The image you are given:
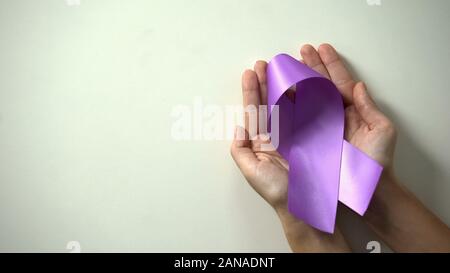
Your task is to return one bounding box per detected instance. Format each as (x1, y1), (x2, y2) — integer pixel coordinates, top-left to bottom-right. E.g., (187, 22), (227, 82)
(365, 171), (450, 252)
(275, 206), (351, 253)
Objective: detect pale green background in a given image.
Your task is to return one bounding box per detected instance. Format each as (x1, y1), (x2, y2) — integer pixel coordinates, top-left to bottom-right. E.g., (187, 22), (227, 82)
(0, 0), (449, 252)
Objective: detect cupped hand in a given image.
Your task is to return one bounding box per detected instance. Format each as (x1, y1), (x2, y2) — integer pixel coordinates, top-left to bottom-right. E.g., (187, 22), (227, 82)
(230, 61), (289, 211)
(299, 44), (397, 170)
(230, 53), (352, 252)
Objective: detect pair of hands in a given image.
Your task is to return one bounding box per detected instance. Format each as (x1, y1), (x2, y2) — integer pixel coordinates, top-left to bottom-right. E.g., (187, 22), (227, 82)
(231, 44), (450, 253)
(231, 44), (397, 213)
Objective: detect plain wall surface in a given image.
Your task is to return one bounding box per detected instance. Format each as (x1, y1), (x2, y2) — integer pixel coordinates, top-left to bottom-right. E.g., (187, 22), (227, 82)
(0, 0), (449, 252)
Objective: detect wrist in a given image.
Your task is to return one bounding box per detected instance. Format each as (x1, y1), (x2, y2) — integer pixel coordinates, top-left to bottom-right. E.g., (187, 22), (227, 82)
(274, 203), (289, 219)
(365, 168), (400, 220)
(372, 168), (399, 199)
(274, 205), (312, 238)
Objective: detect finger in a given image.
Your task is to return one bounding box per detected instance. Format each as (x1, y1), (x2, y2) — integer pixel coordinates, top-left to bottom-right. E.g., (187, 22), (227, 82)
(353, 82), (389, 128)
(242, 69), (261, 137)
(255, 61), (272, 134)
(254, 60), (268, 105)
(300, 44), (331, 79)
(318, 44), (355, 104)
(230, 126), (259, 180)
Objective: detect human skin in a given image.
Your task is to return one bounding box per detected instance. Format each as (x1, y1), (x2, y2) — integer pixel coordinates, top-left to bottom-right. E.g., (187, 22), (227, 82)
(230, 43), (450, 252)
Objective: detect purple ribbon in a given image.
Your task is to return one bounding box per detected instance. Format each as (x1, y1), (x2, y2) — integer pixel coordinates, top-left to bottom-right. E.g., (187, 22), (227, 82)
(266, 54), (383, 233)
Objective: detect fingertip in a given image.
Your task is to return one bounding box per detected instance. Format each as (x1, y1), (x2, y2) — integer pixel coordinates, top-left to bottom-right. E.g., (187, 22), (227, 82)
(318, 43), (338, 64)
(357, 81), (367, 90)
(242, 69), (255, 80)
(254, 60), (268, 83)
(318, 43), (336, 54)
(242, 69), (259, 91)
(352, 81), (387, 127)
(300, 44), (316, 57)
(254, 60), (267, 70)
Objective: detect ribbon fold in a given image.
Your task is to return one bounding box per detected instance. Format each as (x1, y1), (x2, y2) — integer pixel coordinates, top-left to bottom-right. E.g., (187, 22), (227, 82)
(266, 54), (383, 233)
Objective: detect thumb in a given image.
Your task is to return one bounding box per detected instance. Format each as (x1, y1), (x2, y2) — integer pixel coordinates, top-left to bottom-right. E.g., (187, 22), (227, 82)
(353, 82), (387, 127)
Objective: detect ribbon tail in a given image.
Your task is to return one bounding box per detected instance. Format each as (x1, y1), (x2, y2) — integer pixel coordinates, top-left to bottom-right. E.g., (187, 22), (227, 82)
(338, 140), (383, 215)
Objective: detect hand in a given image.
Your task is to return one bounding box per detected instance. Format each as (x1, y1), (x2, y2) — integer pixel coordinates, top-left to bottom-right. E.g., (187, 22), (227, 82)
(300, 45), (450, 252)
(231, 62), (289, 211)
(299, 44), (397, 171)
